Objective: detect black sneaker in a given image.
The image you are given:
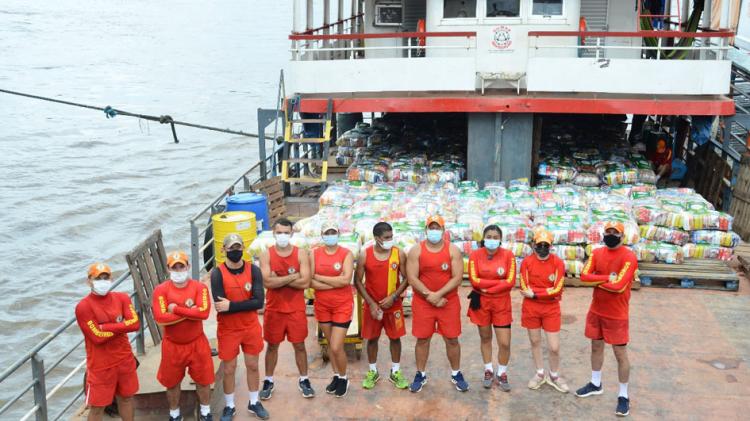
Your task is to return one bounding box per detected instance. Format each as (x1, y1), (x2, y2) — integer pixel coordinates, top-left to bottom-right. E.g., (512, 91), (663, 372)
(169, 416), (183, 421)
(616, 397), (630, 417)
(247, 401), (269, 420)
(325, 375), (340, 394)
(219, 406), (235, 421)
(575, 382), (603, 398)
(334, 377), (349, 397)
(259, 380), (274, 400)
(199, 414), (213, 421)
(299, 378), (315, 398)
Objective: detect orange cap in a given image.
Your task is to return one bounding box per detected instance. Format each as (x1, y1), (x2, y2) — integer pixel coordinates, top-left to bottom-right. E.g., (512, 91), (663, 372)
(425, 215), (445, 228)
(88, 262), (112, 278)
(604, 221), (625, 234)
(656, 139), (667, 153)
(167, 250), (189, 268)
(533, 230), (553, 245)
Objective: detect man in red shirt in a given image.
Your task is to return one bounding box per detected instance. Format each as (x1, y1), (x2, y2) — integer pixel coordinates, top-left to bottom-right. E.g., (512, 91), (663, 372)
(211, 233), (268, 420)
(576, 222), (638, 417)
(519, 230), (568, 393)
(152, 251), (214, 421)
(258, 218), (314, 400)
(406, 216), (467, 393)
(75, 263), (140, 421)
(650, 138), (673, 186)
(354, 222), (409, 390)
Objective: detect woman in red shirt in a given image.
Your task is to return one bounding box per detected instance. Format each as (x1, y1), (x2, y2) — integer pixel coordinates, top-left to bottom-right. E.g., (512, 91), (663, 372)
(467, 225), (516, 391)
(310, 221), (354, 398)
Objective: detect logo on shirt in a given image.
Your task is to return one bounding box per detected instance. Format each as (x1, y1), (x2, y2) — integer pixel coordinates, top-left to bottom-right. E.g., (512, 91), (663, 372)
(244, 282), (252, 292)
(394, 310), (401, 320)
(391, 263), (398, 270)
(334, 262), (342, 272)
(288, 267), (297, 274)
(549, 274), (556, 282)
(441, 263), (449, 271)
(185, 298), (194, 308)
(497, 267), (505, 276)
(115, 315), (123, 323)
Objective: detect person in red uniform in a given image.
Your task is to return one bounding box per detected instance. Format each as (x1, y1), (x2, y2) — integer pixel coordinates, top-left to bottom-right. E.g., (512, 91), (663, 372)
(75, 263), (140, 421)
(353, 222), (409, 390)
(519, 230), (568, 393)
(467, 224), (515, 391)
(576, 221), (638, 418)
(258, 218), (314, 400)
(406, 216), (467, 393)
(152, 251), (214, 421)
(210, 233), (268, 421)
(650, 138), (673, 186)
(310, 221), (355, 398)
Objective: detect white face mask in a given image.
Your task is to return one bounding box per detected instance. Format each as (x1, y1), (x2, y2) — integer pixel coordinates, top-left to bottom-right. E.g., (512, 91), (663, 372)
(170, 271), (189, 284)
(275, 233), (291, 248)
(92, 280), (112, 296)
(379, 240), (394, 250)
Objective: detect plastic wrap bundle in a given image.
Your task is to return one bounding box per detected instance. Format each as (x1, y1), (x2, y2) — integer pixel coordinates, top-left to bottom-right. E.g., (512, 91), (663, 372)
(513, 195), (540, 216)
(505, 242), (534, 258)
(552, 245), (586, 261)
(486, 210), (534, 243)
(319, 185), (353, 208)
(387, 161), (427, 183)
(573, 172), (600, 187)
(336, 126), (369, 148)
(638, 225), (690, 246)
(352, 217), (381, 244)
(426, 161), (465, 184)
(564, 259), (584, 276)
(537, 158), (578, 183)
(690, 230), (741, 248)
(346, 161), (388, 183)
(453, 240), (480, 257)
(446, 223), (477, 242)
(679, 211), (733, 231)
(483, 182), (506, 198)
(632, 241), (684, 264)
(599, 162), (639, 186)
(682, 244), (734, 261)
(631, 153), (657, 184)
(508, 178), (531, 193)
(632, 203), (670, 226)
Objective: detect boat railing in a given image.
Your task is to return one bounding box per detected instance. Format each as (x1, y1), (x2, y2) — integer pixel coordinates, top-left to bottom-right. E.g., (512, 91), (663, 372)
(0, 269), (149, 421)
(292, 12), (364, 60)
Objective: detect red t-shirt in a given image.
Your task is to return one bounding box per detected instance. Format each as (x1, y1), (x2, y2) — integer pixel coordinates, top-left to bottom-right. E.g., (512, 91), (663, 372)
(217, 263), (259, 329)
(266, 246), (305, 313)
(417, 241), (456, 303)
(650, 148), (673, 168)
(468, 247), (516, 297)
(313, 246), (352, 306)
(151, 279), (210, 343)
(520, 253), (565, 302)
(580, 246), (638, 320)
(363, 246), (402, 312)
(75, 292), (140, 371)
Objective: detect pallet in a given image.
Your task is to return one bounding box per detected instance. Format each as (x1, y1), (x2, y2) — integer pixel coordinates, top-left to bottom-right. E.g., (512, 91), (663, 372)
(253, 176), (286, 222)
(734, 242), (750, 276)
(638, 260), (740, 291)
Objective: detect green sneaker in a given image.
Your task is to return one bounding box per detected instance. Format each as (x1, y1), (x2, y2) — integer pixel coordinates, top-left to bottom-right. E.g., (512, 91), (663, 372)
(389, 370), (409, 389)
(362, 370), (380, 389)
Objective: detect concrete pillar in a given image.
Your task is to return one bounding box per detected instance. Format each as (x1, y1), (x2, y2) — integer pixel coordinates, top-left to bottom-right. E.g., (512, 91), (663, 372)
(468, 113), (534, 187)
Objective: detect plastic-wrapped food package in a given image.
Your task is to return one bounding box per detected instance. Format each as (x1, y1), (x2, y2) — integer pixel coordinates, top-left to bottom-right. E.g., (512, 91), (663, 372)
(638, 225), (690, 246)
(573, 172), (600, 187)
(637, 168), (657, 184)
(537, 159), (577, 183)
(336, 128), (369, 148)
(630, 242), (657, 263)
(682, 244), (734, 261)
(508, 178), (531, 193)
(546, 226), (588, 245)
(564, 259), (584, 276)
(445, 223), (476, 242)
(504, 242), (534, 258)
(679, 211), (733, 231)
(690, 230), (741, 248)
(551, 245), (586, 261)
(346, 162), (388, 183)
(632, 241), (684, 264)
(483, 182), (506, 198)
(632, 204), (670, 226)
(319, 185), (353, 208)
(600, 164), (639, 186)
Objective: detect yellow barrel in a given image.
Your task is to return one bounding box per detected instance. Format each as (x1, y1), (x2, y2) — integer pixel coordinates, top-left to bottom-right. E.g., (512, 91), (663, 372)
(212, 211), (257, 264)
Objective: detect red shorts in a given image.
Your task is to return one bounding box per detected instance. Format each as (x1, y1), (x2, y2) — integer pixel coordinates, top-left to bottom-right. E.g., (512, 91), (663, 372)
(585, 311), (629, 345)
(412, 296), (461, 339)
(218, 322), (264, 361)
(362, 303), (406, 340)
(263, 309), (309, 344)
(157, 335), (215, 388)
(85, 356), (138, 407)
(521, 299), (561, 333)
(467, 293), (512, 327)
(314, 296), (353, 324)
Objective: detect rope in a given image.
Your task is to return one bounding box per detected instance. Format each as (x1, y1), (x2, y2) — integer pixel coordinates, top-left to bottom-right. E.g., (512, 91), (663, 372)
(0, 88), (260, 143)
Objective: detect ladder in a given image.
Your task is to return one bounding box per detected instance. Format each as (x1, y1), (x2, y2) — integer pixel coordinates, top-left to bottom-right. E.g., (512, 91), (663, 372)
(280, 97), (334, 186)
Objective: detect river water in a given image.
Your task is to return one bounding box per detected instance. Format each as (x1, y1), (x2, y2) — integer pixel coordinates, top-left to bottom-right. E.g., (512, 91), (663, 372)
(0, 0), (288, 415)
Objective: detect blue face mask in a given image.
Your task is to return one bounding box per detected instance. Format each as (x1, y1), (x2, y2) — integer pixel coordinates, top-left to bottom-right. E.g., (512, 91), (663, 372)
(426, 229), (443, 244)
(484, 239), (501, 250)
(322, 234), (338, 247)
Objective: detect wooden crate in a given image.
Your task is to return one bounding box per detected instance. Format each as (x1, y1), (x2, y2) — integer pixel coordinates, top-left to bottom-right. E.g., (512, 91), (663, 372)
(252, 176), (286, 223)
(729, 155), (750, 241)
(638, 260), (740, 292)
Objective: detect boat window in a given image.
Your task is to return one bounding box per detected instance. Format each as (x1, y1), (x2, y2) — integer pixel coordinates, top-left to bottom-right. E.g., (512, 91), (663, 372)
(444, 0), (477, 18)
(486, 0), (520, 17)
(532, 0), (563, 16)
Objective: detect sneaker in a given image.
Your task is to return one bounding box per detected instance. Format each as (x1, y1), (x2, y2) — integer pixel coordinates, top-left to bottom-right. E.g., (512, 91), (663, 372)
(334, 377), (349, 397)
(389, 370), (409, 389)
(362, 370), (380, 389)
(575, 382), (603, 398)
(482, 369), (494, 389)
(409, 372), (427, 393)
(547, 374), (570, 393)
(496, 372), (511, 392)
(325, 375), (340, 394)
(451, 371), (469, 392)
(169, 416), (183, 421)
(219, 406), (235, 421)
(199, 414), (213, 421)
(528, 372), (546, 390)
(259, 380), (274, 401)
(247, 401), (269, 420)
(616, 397), (630, 417)
(298, 378), (315, 398)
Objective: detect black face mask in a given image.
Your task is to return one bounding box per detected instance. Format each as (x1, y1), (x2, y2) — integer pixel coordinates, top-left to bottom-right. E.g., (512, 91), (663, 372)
(535, 244), (550, 258)
(603, 234), (621, 248)
(226, 249), (244, 263)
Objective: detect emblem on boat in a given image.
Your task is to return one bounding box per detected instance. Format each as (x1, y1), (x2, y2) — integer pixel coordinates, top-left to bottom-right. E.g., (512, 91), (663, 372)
(334, 262), (342, 271)
(497, 267), (505, 276)
(491, 25), (512, 50)
(185, 298), (194, 307)
(441, 263), (449, 271)
(244, 282), (251, 292)
(288, 267), (296, 274)
(116, 315), (123, 323)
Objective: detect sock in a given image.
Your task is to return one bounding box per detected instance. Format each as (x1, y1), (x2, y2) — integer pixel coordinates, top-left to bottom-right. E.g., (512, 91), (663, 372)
(537, 368), (545, 376)
(484, 363), (493, 371)
(369, 363), (377, 372)
(550, 371), (558, 378)
(169, 408), (180, 418)
(497, 365), (508, 376)
(591, 370), (602, 387)
(418, 371), (426, 377)
(451, 369), (460, 376)
(334, 373), (340, 378)
(200, 405), (210, 416)
(299, 375), (309, 381)
(619, 382), (629, 399)
(249, 391), (259, 405)
(391, 362), (400, 373)
(265, 376), (274, 383)
(339, 374), (348, 380)
(224, 393), (235, 408)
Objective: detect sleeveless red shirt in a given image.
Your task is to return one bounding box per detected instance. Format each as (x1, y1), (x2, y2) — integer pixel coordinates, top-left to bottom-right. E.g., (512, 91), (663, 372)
(313, 246), (352, 306)
(363, 246), (402, 309)
(266, 246), (305, 313)
(217, 263), (259, 329)
(417, 241), (456, 302)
